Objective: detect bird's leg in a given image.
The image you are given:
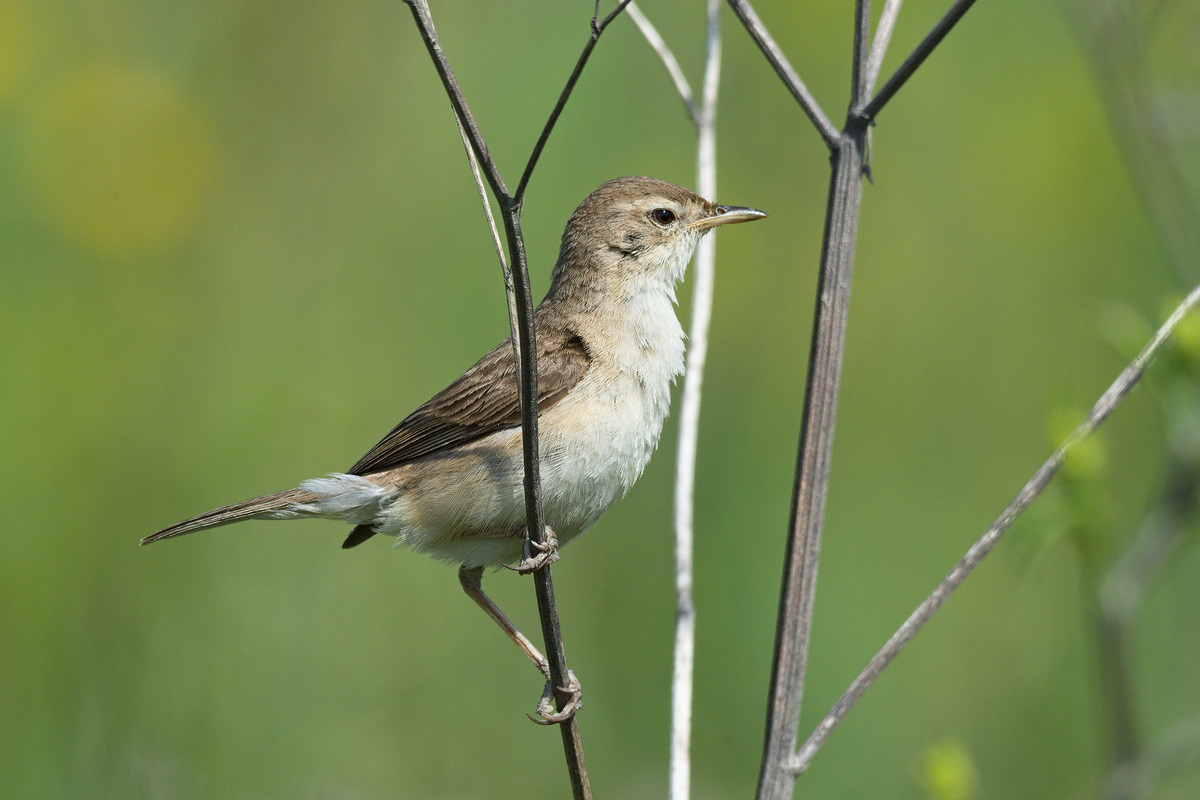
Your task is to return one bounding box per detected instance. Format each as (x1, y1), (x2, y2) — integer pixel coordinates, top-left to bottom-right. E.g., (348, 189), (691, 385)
(459, 565), (548, 673)
(501, 526), (560, 574)
(457, 565), (582, 724)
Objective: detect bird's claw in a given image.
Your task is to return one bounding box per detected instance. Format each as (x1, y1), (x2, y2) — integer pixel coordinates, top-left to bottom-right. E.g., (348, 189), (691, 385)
(528, 669), (582, 725)
(503, 528), (560, 574)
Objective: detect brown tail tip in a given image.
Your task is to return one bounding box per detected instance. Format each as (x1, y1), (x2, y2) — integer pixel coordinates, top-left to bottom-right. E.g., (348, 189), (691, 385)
(142, 488), (309, 546)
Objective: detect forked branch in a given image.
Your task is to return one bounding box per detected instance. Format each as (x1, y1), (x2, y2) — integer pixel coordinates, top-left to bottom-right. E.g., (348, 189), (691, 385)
(401, 2), (636, 797)
(724, 0), (840, 149)
(857, 0), (980, 121)
(516, 0), (634, 200)
(721, 2), (983, 797)
(793, 282), (1200, 774)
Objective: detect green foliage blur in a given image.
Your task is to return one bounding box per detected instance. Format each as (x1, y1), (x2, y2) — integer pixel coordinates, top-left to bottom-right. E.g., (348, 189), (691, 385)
(2, 1), (1198, 798)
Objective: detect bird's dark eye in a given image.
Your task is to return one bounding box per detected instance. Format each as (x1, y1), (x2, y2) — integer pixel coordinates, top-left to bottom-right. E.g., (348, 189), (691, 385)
(650, 208), (676, 226)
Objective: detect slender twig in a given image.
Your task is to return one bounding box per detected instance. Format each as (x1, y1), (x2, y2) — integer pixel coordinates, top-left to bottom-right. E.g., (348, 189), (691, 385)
(626, 4), (719, 796)
(402, 0), (507, 199)
(402, 2), (621, 796)
(627, 2), (699, 124)
(724, 0), (841, 150)
(864, 0), (905, 96)
(511, 10), (637, 789)
(789, 283), (1200, 775)
(455, 122), (521, 351)
(724, 1), (985, 793)
(652, 4), (723, 798)
(739, 9), (865, 800)
(1062, 7), (1200, 794)
(515, 0), (634, 201)
(755, 127), (869, 800)
(852, 0), (872, 105)
(857, 0), (979, 121)
(751, 5), (877, 796)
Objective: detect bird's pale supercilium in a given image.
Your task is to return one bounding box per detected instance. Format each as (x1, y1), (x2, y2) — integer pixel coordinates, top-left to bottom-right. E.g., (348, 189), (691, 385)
(144, 177), (766, 716)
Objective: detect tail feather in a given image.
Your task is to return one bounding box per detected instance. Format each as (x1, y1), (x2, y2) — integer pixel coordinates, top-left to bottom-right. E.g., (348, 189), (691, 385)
(142, 488), (313, 545)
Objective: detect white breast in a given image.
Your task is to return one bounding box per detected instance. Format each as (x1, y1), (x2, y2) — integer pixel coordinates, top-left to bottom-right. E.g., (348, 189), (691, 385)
(539, 285), (685, 537)
(312, 282), (688, 569)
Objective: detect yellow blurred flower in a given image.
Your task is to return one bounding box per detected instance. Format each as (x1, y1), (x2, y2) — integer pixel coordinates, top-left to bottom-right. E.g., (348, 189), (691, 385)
(25, 64), (217, 257)
(920, 739), (979, 800)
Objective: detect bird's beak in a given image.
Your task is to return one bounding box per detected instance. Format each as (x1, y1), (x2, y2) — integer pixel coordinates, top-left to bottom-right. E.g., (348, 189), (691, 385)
(689, 204), (769, 231)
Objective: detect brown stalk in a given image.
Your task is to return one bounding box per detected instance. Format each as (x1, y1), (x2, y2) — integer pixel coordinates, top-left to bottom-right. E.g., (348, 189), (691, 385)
(400, 2), (634, 796)
(720, 1), (984, 796)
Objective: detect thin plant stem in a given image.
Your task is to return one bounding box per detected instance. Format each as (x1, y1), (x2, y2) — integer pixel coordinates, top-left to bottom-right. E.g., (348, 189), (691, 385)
(626, 4), (719, 797)
(790, 283), (1200, 775)
(864, 0), (904, 96)
(401, 1), (645, 795)
(670, 5), (722, 798)
(401, 0), (506, 198)
(752, 4), (876, 794)
(455, 122), (521, 351)
(515, 0), (634, 202)
(723, 1), (984, 793)
(627, 2), (699, 124)
(852, 0), (872, 105)
(724, 0), (841, 150)
(509, 12), (637, 784)
(755, 125), (869, 800)
(857, 0), (980, 121)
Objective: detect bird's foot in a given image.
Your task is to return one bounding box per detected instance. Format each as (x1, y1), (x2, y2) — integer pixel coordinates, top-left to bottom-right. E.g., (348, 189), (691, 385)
(503, 528), (560, 574)
(529, 669), (583, 725)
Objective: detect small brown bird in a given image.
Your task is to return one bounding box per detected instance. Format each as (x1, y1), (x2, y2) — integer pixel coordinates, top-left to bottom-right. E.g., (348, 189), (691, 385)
(145, 176), (765, 718)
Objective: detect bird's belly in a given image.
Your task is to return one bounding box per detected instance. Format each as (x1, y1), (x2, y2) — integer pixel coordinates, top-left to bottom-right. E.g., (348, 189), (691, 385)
(373, 371), (672, 568)
(371, 437), (527, 566)
(538, 370), (671, 535)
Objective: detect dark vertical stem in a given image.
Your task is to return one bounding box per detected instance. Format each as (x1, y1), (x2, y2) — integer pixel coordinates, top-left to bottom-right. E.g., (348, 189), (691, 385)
(503, 193), (590, 800)
(735, 0), (989, 789)
(498, 211), (546, 665)
(756, 6), (874, 795)
(756, 123), (867, 800)
(403, 1), (591, 795)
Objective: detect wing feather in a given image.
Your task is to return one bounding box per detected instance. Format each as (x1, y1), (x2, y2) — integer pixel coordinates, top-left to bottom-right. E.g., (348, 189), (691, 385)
(348, 323), (590, 476)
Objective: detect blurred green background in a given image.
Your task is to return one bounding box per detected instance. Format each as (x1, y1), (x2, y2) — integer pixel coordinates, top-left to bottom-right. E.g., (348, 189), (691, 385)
(3, 0), (1199, 797)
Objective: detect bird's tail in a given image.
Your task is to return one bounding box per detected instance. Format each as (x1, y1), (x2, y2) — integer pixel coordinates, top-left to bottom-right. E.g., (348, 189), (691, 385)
(141, 488), (315, 545)
(143, 474), (395, 546)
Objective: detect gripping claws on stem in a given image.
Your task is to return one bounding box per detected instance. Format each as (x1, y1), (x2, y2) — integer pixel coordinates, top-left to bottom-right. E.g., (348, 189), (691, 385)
(502, 527), (561, 574)
(528, 669), (583, 725)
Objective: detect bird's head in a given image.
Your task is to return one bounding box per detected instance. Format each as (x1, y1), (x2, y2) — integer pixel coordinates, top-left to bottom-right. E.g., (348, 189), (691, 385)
(548, 176), (766, 301)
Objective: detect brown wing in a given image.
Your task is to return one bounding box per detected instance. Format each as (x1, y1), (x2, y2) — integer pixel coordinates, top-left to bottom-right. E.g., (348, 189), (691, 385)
(347, 325), (590, 476)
